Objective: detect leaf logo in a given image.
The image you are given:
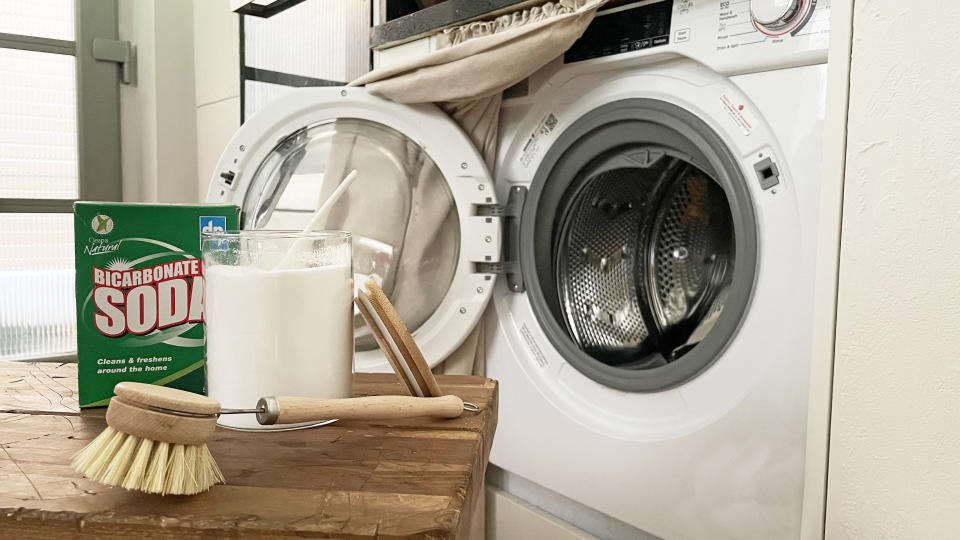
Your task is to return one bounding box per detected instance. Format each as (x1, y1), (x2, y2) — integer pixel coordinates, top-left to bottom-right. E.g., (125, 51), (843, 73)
(92, 214), (114, 235)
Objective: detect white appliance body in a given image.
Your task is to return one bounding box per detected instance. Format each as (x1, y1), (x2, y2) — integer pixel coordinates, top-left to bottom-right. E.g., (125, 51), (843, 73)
(485, 1), (830, 539)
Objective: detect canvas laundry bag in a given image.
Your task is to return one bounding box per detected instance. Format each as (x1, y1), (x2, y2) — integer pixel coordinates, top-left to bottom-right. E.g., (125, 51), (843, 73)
(346, 0), (608, 374)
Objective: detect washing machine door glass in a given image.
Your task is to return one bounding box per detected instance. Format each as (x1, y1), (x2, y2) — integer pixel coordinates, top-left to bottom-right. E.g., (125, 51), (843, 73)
(241, 118), (461, 351)
(522, 99), (758, 392)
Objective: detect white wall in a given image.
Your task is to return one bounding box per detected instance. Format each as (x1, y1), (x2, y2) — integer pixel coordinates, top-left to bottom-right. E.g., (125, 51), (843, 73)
(192, 0), (240, 202)
(118, 0), (236, 203)
(825, 1), (960, 538)
(118, 0), (198, 203)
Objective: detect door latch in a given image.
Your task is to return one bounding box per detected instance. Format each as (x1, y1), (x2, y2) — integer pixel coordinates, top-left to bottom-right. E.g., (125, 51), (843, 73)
(754, 157), (781, 190)
(92, 38), (135, 85)
(476, 185), (526, 293)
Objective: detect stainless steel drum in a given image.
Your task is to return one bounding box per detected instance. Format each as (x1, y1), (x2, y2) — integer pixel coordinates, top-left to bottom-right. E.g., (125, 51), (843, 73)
(555, 152), (734, 368)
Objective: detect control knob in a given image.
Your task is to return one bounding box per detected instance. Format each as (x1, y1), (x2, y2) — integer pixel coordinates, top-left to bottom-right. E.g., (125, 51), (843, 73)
(750, 0), (802, 31)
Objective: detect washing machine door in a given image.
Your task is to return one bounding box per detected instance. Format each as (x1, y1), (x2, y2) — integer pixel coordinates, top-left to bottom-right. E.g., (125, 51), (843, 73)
(207, 87), (500, 372)
(509, 96), (761, 396)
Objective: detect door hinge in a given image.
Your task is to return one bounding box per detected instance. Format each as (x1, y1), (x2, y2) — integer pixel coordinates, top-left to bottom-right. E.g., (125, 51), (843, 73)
(92, 38), (135, 85)
(475, 185), (527, 293)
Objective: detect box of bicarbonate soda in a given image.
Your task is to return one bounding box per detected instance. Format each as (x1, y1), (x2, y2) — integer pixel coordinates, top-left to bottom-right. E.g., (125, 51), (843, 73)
(73, 202), (239, 407)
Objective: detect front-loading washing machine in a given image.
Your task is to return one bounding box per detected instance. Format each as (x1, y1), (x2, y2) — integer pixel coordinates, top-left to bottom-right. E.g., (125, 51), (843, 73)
(485, 0), (831, 539)
(207, 0), (831, 538)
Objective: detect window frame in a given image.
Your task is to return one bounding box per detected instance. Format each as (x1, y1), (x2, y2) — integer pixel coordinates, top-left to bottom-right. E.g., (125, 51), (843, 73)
(238, 9), (361, 124)
(0, 0), (122, 362)
(0, 0), (122, 214)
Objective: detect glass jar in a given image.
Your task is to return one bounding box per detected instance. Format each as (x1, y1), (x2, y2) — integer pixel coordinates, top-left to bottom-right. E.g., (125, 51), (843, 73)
(201, 230), (353, 429)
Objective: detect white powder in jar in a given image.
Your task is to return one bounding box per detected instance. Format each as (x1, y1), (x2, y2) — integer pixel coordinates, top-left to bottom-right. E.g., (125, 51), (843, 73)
(204, 263), (353, 429)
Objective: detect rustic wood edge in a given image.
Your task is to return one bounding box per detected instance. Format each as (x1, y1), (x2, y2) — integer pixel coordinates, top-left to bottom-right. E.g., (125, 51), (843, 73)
(0, 365), (499, 540)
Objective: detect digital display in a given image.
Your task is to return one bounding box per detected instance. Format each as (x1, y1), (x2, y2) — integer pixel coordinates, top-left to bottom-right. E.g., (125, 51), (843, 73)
(565, 0), (674, 63)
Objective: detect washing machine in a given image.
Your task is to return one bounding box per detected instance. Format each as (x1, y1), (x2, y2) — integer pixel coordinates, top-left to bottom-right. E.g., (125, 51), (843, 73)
(484, 0), (831, 539)
(207, 0), (831, 537)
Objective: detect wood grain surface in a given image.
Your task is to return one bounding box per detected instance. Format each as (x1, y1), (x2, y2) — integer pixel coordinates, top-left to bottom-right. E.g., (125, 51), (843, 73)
(0, 362), (498, 539)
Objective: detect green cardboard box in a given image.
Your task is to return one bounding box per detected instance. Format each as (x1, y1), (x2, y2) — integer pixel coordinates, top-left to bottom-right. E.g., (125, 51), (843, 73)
(73, 202), (240, 407)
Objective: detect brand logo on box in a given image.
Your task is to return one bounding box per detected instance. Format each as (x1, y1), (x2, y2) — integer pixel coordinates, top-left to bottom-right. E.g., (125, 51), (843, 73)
(91, 214), (114, 235)
(200, 216), (227, 250)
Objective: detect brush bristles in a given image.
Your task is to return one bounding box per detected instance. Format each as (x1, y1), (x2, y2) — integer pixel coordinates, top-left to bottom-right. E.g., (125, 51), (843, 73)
(121, 437), (153, 489)
(165, 444), (185, 494)
(144, 441), (169, 493)
(72, 427), (224, 495)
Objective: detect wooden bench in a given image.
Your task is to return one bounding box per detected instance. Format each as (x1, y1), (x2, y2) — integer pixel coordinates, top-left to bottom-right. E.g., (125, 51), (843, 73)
(0, 362), (497, 539)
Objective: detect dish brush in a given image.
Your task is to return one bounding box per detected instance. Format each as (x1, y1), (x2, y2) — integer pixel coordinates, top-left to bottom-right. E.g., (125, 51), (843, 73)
(72, 381), (224, 495)
(73, 381), (474, 495)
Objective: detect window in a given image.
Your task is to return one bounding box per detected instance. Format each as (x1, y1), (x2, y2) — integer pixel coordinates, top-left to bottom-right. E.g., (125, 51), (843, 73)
(0, 0), (123, 361)
(239, 0), (371, 121)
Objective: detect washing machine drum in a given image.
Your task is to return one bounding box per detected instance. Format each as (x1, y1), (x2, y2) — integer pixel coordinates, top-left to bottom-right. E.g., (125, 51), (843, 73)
(522, 99), (757, 392)
(554, 152), (733, 369)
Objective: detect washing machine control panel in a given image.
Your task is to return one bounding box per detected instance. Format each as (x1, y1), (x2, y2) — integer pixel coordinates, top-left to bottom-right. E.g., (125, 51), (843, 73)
(564, 1), (674, 63)
(716, 0), (828, 50)
(559, 0), (829, 75)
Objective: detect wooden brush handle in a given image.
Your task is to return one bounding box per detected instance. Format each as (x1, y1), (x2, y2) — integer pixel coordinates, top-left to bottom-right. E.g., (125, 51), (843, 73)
(257, 395), (464, 425)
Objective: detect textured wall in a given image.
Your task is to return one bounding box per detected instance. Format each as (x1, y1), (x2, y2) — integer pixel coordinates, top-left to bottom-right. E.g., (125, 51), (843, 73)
(825, 0), (960, 538)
